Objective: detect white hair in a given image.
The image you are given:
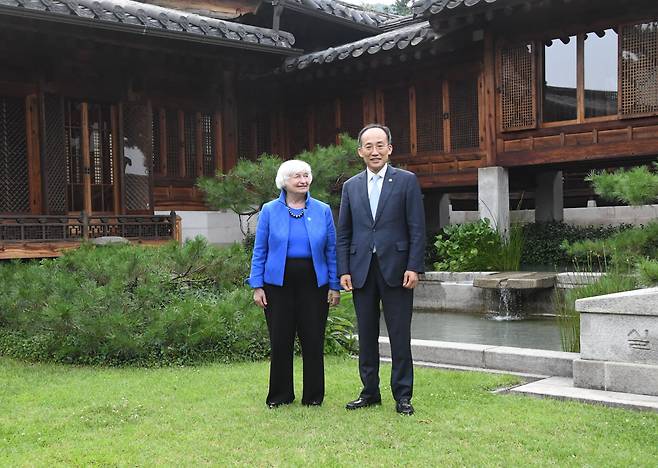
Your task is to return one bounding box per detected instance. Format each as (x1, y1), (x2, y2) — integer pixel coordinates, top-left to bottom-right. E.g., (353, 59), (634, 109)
(275, 159), (313, 190)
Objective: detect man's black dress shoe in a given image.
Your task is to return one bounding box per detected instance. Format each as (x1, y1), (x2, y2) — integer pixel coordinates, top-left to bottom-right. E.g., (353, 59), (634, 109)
(302, 400), (322, 406)
(267, 400), (293, 409)
(345, 396), (382, 410)
(395, 399), (414, 415)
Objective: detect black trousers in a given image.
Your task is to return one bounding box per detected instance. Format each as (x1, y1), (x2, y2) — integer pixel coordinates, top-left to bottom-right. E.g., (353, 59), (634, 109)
(353, 256), (414, 402)
(263, 258), (329, 405)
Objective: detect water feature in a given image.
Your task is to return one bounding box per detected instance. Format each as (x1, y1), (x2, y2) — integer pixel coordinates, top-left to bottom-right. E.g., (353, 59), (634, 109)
(379, 310), (561, 351)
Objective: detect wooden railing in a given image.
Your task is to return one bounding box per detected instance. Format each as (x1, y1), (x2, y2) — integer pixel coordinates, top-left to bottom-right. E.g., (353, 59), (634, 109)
(0, 212), (178, 243)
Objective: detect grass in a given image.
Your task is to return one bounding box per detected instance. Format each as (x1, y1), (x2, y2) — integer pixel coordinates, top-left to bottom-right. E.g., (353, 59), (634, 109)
(2, 356), (657, 467)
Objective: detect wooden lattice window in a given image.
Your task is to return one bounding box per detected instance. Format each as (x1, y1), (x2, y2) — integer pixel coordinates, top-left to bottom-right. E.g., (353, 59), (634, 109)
(154, 108), (218, 179)
(314, 100), (336, 147)
(415, 81), (444, 152)
(201, 113), (216, 176)
(0, 96), (29, 214)
(42, 94), (68, 214)
(165, 110), (180, 177)
(383, 86), (411, 154)
(499, 42), (537, 131)
(620, 21), (658, 117)
(123, 102), (152, 213)
(64, 100), (115, 212)
(339, 93), (363, 140)
(449, 78), (480, 150)
(238, 110), (271, 160)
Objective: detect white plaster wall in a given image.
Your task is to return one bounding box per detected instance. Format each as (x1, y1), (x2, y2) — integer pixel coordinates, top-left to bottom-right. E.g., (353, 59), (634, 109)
(155, 210), (258, 245)
(449, 204), (658, 227)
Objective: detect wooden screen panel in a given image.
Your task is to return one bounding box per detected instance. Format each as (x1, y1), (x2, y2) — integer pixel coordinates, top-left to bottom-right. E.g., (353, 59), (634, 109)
(152, 111), (162, 175)
(184, 113), (197, 176)
(237, 108), (255, 160)
(383, 86), (411, 154)
(166, 109), (180, 176)
(498, 42), (537, 131)
(123, 102), (152, 213)
(0, 96), (30, 213)
(87, 103), (115, 213)
(620, 21), (658, 117)
(449, 78), (480, 150)
(288, 106), (309, 157)
(340, 93), (363, 139)
(42, 94), (68, 214)
(314, 100), (336, 147)
(255, 113), (271, 156)
(202, 113), (215, 176)
(415, 81), (444, 153)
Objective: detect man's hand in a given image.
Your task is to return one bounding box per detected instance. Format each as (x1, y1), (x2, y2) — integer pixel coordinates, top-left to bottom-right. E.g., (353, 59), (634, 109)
(340, 274), (353, 292)
(328, 290), (340, 307)
(402, 271), (419, 289)
(253, 288), (267, 308)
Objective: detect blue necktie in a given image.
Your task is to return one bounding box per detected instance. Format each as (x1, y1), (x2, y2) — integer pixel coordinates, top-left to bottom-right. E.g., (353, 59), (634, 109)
(369, 174), (381, 220)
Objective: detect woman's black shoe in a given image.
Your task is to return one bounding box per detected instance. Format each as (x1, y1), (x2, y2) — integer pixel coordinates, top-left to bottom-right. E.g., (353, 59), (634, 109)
(267, 400), (293, 409)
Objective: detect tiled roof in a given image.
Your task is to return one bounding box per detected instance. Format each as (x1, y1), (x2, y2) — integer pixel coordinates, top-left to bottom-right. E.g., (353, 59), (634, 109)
(412, 0), (499, 17)
(284, 0), (398, 28)
(282, 20), (438, 72)
(0, 0), (296, 50)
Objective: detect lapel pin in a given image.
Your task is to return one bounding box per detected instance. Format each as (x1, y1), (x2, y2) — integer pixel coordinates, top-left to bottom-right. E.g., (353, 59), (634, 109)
(388, 178), (393, 182)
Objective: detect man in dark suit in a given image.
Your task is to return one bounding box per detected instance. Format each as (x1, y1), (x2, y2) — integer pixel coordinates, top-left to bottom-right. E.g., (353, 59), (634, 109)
(337, 123), (425, 415)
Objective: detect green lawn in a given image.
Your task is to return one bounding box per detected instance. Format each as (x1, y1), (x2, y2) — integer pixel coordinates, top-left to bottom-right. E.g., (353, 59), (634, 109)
(1, 356), (657, 467)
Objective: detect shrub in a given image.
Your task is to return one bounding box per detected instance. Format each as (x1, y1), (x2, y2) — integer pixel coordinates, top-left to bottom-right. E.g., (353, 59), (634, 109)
(433, 219), (501, 271)
(0, 240), (355, 366)
(520, 222), (631, 269)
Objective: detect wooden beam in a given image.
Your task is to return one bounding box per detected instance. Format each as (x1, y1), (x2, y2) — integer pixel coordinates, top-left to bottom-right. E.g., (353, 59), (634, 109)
(159, 108), (167, 176)
(222, 69), (238, 170)
(25, 95), (42, 214)
(483, 31), (498, 166)
(214, 110), (223, 174)
(111, 104), (121, 215)
(442, 80), (451, 152)
(409, 85), (417, 156)
(196, 112), (203, 178)
(178, 109), (186, 178)
(80, 102), (92, 214)
(334, 97), (341, 146)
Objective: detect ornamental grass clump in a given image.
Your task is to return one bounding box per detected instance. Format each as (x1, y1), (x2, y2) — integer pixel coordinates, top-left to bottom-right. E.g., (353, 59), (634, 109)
(0, 239), (356, 366)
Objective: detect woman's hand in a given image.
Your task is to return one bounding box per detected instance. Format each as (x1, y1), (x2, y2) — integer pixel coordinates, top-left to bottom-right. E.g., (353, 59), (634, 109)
(328, 290), (340, 307)
(253, 288), (267, 308)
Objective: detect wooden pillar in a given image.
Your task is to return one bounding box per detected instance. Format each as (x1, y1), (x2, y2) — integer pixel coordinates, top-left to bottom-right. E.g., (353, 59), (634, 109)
(214, 110), (223, 174)
(195, 112), (203, 178)
(25, 95), (42, 214)
(222, 68), (239, 170)
(483, 31), (498, 166)
(80, 102), (92, 214)
(111, 104), (121, 214)
(409, 85), (417, 156)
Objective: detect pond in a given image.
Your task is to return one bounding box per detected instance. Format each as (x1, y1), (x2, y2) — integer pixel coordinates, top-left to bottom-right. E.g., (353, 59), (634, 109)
(379, 310), (562, 351)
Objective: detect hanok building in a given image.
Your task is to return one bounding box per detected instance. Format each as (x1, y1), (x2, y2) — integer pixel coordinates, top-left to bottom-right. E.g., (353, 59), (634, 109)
(1, 0), (658, 257)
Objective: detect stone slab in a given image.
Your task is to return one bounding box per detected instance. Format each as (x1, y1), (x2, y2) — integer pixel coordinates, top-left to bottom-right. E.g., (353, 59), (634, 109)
(90, 236), (129, 245)
(379, 338), (577, 377)
(473, 272), (555, 290)
(576, 287), (658, 316)
(580, 313), (658, 364)
(413, 281), (487, 312)
(574, 359), (658, 397)
(510, 376), (658, 413)
(484, 346), (577, 377)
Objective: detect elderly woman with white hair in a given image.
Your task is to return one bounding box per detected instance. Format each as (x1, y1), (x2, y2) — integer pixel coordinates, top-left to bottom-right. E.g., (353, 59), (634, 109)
(248, 159), (341, 408)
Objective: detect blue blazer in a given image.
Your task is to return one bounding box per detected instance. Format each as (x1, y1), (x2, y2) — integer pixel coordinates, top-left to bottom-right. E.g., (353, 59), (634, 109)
(248, 191), (340, 291)
(337, 165), (426, 289)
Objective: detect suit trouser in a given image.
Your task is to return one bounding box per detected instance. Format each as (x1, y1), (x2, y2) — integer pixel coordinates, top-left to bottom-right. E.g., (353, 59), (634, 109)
(263, 258), (329, 405)
(353, 255), (414, 402)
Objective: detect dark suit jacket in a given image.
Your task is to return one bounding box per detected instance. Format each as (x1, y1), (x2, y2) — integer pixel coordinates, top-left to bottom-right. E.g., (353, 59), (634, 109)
(336, 165), (426, 289)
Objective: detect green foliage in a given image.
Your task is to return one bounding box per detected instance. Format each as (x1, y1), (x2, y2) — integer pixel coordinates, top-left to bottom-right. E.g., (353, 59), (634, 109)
(197, 153), (281, 217)
(0, 240), (355, 366)
(497, 223), (524, 271)
(564, 221), (658, 280)
(325, 292), (357, 355)
(637, 258), (658, 285)
(554, 270), (638, 352)
(520, 222), (630, 269)
(198, 135), (361, 217)
(587, 164), (658, 205)
(433, 219), (501, 271)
